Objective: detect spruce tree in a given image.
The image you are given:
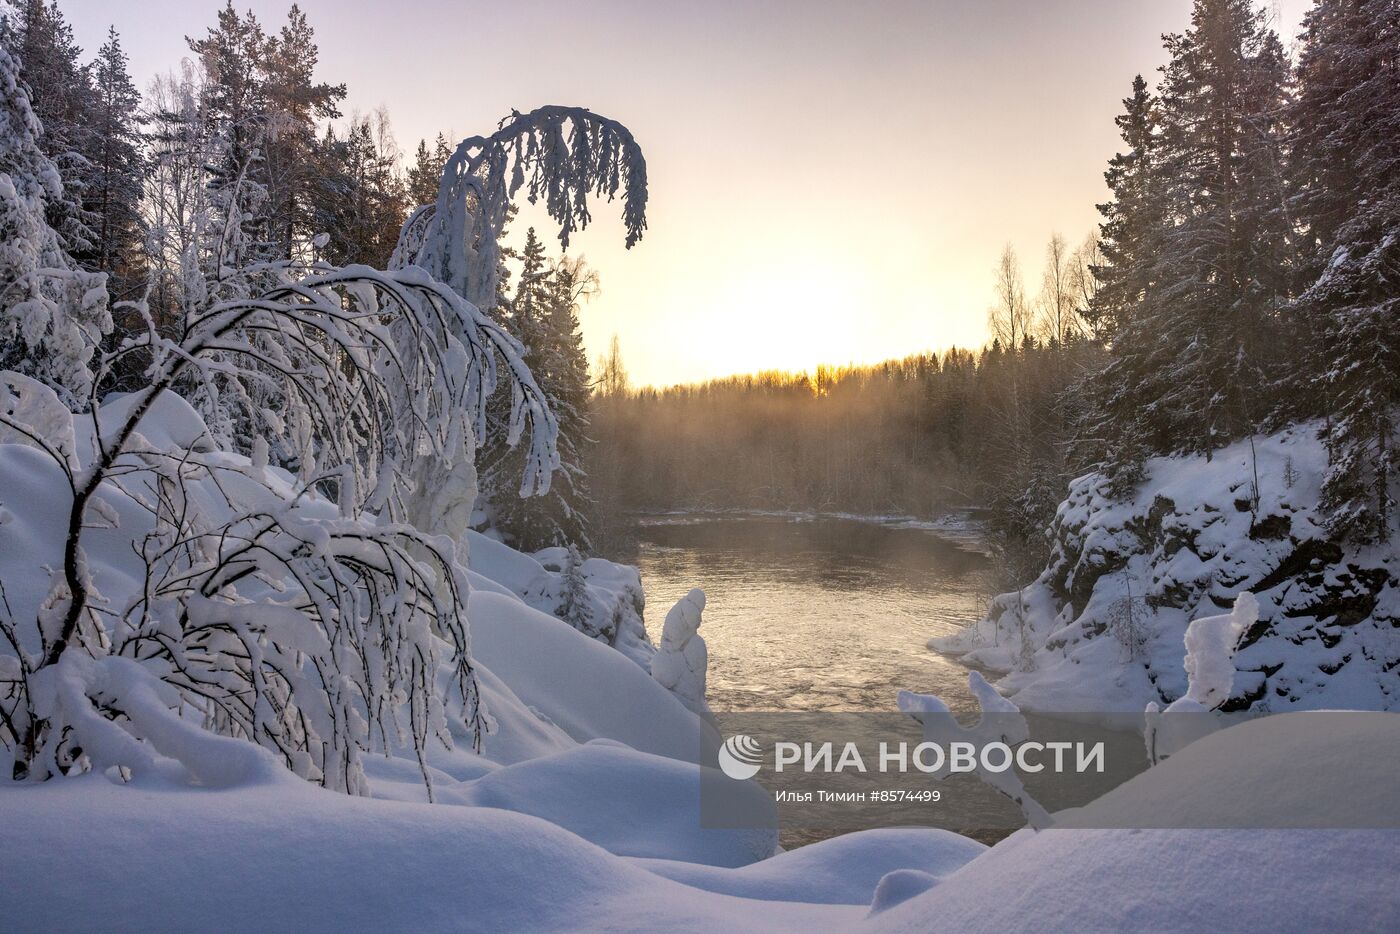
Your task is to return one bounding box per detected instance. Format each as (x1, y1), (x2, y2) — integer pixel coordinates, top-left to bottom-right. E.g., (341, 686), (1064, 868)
(87, 27), (146, 302)
(406, 133), (452, 207)
(316, 113), (407, 268)
(538, 255), (600, 549)
(1088, 75), (1161, 342)
(479, 227), (553, 547)
(478, 230), (599, 552)
(0, 42), (110, 408)
(554, 544), (600, 639)
(1084, 0), (1294, 484)
(1291, 0), (1400, 542)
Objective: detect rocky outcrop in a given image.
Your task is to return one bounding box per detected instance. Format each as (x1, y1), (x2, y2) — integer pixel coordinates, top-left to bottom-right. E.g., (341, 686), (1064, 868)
(933, 425), (1399, 712)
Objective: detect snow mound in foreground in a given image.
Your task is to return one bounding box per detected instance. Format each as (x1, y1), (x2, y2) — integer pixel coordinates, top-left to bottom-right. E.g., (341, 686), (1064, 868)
(0, 776), (851, 933)
(2, 711), (1395, 932)
(868, 710), (1400, 933)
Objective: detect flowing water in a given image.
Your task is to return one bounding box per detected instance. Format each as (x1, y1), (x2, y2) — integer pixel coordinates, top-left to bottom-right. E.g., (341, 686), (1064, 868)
(635, 514), (997, 714)
(635, 516), (1142, 847)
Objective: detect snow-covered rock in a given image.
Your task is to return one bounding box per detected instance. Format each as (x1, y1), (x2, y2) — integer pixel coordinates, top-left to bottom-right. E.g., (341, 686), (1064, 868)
(652, 588), (714, 720)
(935, 425), (1400, 712)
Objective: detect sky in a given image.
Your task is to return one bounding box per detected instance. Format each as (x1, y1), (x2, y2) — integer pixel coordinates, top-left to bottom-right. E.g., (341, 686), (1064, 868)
(60, 0), (1310, 388)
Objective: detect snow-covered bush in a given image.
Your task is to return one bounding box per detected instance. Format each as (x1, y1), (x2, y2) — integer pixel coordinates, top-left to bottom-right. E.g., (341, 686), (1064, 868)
(0, 259), (555, 794)
(1145, 592), (1258, 763)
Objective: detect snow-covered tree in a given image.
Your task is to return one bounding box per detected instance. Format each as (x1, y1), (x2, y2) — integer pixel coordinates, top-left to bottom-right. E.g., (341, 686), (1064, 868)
(260, 3), (345, 260)
(0, 0), (99, 258)
(393, 105), (647, 315)
(1087, 74), (1161, 343)
(1083, 0), (1294, 483)
(651, 589), (711, 720)
(554, 544), (596, 636)
(541, 255), (601, 544)
(0, 256), (554, 793)
(406, 133), (452, 208)
(391, 106), (647, 543)
(899, 672), (1052, 830)
(87, 26), (147, 302)
(1290, 0), (1400, 543)
(0, 42), (110, 409)
(480, 232), (599, 551)
(315, 109), (407, 269)
(1144, 592), (1258, 763)
(141, 64), (217, 334)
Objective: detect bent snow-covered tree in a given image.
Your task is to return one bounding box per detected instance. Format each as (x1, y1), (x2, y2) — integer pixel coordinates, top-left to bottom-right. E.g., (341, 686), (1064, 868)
(1, 99), (649, 795)
(391, 107), (647, 540)
(0, 261), (549, 795)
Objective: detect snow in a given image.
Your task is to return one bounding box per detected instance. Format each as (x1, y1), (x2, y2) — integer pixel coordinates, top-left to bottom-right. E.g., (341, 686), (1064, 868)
(467, 589), (719, 763)
(638, 828), (985, 905)
(898, 671), (1052, 830)
(0, 776), (856, 933)
(463, 741), (776, 866)
(2, 193), (1396, 928)
(1179, 590), (1256, 708)
(651, 588), (714, 720)
(471, 529), (654, 668)
(2, 402), (1397, 929)
(869, 711), (1400, 933)
(933, 425), (1400, 714)
(3, 710), (1395, 932)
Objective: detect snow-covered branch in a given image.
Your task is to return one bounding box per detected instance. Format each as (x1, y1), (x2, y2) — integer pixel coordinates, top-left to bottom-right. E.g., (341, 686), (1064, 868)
(0, 258), (562, 792)
(392, 106), (648, 312)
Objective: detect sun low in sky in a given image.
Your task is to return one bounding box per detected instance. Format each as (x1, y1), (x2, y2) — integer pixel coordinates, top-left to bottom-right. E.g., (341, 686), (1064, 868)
(64, 0), (1309, 388)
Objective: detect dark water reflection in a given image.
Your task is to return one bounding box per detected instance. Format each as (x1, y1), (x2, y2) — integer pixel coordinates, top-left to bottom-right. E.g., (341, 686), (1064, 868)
(636, 515), (996, 714)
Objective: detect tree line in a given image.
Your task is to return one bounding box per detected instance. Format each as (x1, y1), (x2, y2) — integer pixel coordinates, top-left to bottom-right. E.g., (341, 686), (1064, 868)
(588, 241), (1102, 579)
(593, 0), (1400, 571)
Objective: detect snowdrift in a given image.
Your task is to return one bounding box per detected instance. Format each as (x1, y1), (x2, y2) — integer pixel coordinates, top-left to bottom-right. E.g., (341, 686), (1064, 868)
(467, 530), (654, 668)
(868, 711), (1400, 933)
(935, 425), (1399, 712)
(3, 712), (1396, 931)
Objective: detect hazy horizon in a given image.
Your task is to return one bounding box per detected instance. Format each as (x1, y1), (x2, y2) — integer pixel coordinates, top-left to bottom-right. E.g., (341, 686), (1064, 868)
(60, 0), (1309, 388)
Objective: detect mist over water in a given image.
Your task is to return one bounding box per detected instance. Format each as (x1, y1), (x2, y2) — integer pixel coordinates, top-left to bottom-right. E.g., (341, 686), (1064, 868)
(636, 515), (996, 714)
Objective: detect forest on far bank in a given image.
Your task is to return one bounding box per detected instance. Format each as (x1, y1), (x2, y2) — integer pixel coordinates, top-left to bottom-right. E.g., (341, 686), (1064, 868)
(588, 233), (1102, 583)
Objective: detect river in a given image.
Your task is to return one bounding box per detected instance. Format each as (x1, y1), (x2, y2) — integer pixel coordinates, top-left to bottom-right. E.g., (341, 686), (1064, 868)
(635, 513), (997, 714)
(634, 513), (1143, 846)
